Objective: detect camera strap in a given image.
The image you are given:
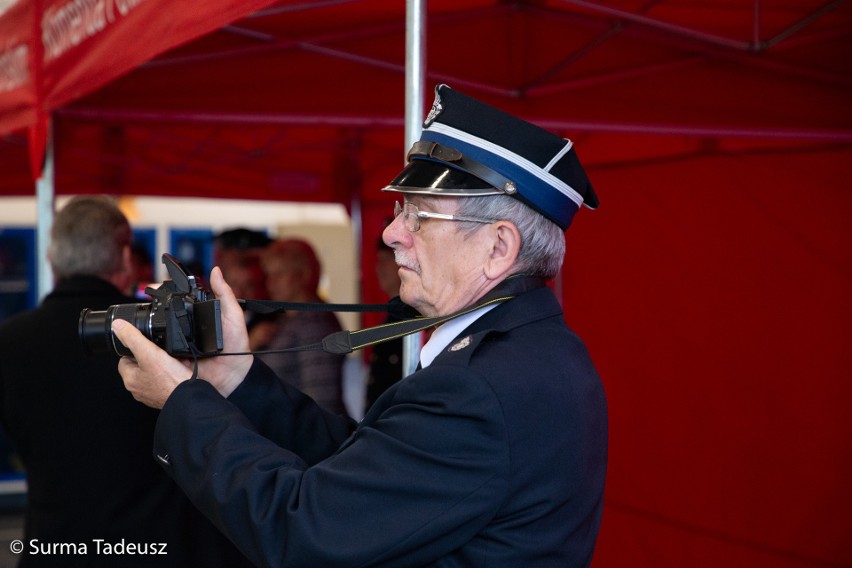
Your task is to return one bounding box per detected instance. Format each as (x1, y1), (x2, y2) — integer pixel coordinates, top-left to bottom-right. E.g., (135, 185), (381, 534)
(239, 297), (417, 320)
(238, 275), (545, 356)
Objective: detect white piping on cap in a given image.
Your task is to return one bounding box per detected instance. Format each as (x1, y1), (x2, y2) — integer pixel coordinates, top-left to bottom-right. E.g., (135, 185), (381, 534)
(425, 122), (584, 207)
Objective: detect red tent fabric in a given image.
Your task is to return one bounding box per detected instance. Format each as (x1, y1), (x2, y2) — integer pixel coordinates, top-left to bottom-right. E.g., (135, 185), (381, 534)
(0, 0), (280, 172)
(570, 147), (852, 567)
(1, 1), (851, 566)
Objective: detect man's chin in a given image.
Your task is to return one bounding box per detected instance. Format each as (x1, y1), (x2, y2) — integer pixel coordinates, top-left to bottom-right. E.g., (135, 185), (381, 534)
(398, 285), (423, 312)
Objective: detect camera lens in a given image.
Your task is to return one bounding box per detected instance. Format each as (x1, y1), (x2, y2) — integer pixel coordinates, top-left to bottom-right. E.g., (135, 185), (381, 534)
(79, 303), (153, 356)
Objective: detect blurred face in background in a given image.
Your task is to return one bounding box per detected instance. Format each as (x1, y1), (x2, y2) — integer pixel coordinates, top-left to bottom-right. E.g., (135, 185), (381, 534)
(226, 258), (268, 300)
(263, 257), (303, 303)
(261, 239), (321, 304)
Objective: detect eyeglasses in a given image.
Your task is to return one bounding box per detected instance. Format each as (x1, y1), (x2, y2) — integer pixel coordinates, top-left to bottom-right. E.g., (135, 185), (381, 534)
(394, 201), (497, 233)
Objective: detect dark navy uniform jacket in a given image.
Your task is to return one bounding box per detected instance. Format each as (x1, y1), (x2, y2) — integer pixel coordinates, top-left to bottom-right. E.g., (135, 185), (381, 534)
(153, 285), (608, 567)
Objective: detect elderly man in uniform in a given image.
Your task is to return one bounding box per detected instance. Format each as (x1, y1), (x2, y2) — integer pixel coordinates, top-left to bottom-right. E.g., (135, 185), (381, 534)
(113, 85), (608, 567)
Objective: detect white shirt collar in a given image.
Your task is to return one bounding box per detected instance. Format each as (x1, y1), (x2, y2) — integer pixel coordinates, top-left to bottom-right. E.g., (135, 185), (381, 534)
(419, 303), (499, 368)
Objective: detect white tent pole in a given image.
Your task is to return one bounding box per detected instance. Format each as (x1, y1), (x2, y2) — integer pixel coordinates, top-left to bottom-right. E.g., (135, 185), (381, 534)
(401, 0), (426, 377)
(35, 121), (55, 303)
(404, 0), (426, 154)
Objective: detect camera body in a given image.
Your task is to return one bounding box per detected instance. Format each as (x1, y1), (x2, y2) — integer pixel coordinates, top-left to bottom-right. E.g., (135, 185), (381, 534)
(79, 254), (223, 358)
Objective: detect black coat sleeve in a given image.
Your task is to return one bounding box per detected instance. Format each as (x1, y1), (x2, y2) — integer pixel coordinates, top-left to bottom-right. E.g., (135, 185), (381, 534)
(226, 357), (355, 464)
(152, 361), (510, 568)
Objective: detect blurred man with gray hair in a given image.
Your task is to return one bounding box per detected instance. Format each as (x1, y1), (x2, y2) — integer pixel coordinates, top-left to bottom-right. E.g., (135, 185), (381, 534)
(0, 196), (252, 567)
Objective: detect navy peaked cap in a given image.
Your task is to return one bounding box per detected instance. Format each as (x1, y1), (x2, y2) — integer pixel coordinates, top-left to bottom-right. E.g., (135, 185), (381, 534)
(382, 84), (598, 231)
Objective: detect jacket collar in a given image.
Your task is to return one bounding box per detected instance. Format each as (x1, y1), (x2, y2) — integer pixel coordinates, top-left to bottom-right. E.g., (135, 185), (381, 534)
(462, 285), (564, 337)
(46, 275), (126, 300)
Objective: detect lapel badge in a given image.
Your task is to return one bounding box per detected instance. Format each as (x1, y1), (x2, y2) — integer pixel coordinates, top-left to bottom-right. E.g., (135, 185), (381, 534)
(449, 335), (471, 352)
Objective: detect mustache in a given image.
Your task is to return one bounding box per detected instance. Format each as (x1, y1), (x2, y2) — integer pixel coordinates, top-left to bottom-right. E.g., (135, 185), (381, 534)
(394, 250), (421, 275)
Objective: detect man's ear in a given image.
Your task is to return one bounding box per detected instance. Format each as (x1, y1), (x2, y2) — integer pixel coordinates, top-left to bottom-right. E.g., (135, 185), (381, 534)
(122, 244), (132, 271)
(115, 244), (134, 290)
(484, 221), (521, 280)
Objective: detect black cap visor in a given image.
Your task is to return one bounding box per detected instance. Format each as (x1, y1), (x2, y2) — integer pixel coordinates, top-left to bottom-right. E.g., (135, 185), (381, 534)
(381, 160), (504, 197)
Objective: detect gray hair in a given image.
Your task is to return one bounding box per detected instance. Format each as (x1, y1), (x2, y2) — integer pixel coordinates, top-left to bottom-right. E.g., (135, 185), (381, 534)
(455, 194), (565, 279)
(49, 196), (131, 280)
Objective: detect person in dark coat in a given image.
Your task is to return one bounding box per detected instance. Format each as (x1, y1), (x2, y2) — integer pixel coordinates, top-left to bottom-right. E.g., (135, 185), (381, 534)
(0, 196), (252, 567)
(364, 237), (404, 410)
(114, 85), (608, 567)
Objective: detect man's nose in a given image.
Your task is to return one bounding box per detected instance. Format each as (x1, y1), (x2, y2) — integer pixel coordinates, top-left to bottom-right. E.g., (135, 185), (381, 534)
(383, 212), (410, 249)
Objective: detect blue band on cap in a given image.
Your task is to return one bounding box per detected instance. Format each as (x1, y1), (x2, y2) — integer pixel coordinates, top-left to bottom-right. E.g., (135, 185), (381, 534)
(420, 127), (580, 229)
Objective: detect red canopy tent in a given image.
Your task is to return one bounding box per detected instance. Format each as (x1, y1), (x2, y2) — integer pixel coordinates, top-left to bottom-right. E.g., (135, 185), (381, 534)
(0, 0), (283, 171)
(1, 1), (851, 566)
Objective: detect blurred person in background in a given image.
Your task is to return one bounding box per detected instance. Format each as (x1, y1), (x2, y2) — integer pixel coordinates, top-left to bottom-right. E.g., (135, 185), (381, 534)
(213, 227), (273, 345)
(364, 236), (404, 410)
(0, 196), (252, 567)
(254, 237), (348, 416)
(213, 227), (272, 281)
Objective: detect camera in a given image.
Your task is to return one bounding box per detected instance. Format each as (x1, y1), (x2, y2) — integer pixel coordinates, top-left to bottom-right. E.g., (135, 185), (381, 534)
(79, 254), (223, 357)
